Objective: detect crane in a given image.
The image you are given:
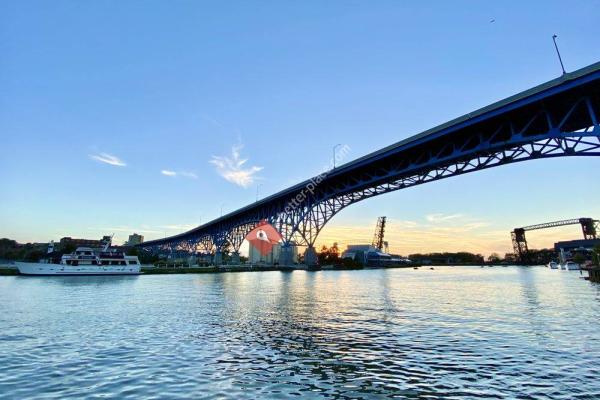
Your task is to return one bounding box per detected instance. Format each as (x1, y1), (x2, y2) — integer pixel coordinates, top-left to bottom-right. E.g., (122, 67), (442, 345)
(372, 217), (386, 251)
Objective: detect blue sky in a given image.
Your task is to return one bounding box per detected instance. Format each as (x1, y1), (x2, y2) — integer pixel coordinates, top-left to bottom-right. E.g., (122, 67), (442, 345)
(1, 1), (599, 256)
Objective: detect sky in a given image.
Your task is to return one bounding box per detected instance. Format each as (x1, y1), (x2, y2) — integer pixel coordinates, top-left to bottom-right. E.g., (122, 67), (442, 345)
(1, 1), (599, 257)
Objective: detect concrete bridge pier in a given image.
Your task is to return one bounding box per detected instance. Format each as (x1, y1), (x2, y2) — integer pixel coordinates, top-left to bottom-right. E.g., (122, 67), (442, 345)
(304, 246), (318, 267)
(280, 243), (295, 266)
(213, 251), (223, 266)
(231, 251), (240, 265)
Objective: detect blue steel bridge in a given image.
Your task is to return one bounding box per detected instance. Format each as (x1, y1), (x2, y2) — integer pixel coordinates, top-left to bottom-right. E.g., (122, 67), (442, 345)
(139, 61), (600, 265)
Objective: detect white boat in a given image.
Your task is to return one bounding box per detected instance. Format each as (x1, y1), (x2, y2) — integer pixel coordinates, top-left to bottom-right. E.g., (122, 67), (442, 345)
(16, 239), (141, 276)
(547, 261), (559, 269)
(561, 261), (580, 271)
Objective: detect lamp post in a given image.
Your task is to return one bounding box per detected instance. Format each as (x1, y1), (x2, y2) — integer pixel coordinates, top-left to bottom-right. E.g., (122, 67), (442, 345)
(552, 34), (566, 75)
(256, 183), (263, 202)
(333, 143), (342, 169)
(220, 203), (225, 217)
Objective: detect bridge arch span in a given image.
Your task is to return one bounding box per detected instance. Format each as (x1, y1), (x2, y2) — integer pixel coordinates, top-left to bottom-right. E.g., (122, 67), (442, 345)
(139, 62), (600, 265)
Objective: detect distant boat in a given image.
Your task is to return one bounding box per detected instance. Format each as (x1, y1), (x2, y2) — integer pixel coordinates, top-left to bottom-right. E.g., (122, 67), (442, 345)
(547, 261), (559, 269)
(561, 261), (580, 271)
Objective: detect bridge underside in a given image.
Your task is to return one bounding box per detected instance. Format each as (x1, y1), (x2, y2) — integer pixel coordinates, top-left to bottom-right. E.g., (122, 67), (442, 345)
(139, 65), (600, 265)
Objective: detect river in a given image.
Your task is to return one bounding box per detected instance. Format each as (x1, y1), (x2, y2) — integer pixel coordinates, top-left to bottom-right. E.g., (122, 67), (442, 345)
(1, 266), (599, 399)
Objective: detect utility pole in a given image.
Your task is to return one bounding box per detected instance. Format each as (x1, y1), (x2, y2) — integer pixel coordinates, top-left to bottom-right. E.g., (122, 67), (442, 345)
(552, 34), (566, 75)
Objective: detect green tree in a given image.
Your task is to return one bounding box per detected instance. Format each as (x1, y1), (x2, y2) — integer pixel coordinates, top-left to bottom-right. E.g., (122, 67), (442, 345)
(573, 253), (586, 265)
(488, 253), (501, 263)
(317, 245), (330, 264)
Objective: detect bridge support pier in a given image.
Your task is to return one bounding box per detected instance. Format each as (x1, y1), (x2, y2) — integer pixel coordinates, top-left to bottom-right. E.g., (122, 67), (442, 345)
(231, 251), (240, 265)
(280, 243), (295, 266)
(213, 251), (223, 266)
(304, 246), (318, 267)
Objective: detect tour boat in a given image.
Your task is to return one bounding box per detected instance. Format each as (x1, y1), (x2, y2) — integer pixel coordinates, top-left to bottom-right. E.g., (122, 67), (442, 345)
(16, 240), (141, 276)
(547, 261), (559, 269)
(561, 261), (580, 271)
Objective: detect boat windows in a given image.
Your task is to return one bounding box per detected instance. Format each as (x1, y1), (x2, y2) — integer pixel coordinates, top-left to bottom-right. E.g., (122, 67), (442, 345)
(111, 261), (119, 265)
(129, 261), (138, 265)
(120, 261), (126, 265)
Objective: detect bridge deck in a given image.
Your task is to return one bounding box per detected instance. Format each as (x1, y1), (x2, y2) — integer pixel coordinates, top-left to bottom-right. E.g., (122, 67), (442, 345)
(142, 61), (600, 247)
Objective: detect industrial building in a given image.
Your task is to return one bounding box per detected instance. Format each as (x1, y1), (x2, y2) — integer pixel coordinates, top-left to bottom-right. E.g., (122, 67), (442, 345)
(248, 243), (298, 265)
(341, 217), (411, 267)
(127, 233), (144, 246)
(554, 239), (600, 264)
(59, 236), (112, 250)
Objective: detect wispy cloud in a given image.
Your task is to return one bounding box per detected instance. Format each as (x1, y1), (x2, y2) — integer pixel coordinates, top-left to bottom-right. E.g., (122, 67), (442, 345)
(317, 219), (503, 258)
(161, 170), (198, 179)
(89, 152), (126, 167)
(179, 171), (198, 179)
(160, 224), (197, 231)
(88, 226), (161, 234)
(88, 223), (197, 234)
(210, 143), (263, 188)
(425, 213), (464, 223)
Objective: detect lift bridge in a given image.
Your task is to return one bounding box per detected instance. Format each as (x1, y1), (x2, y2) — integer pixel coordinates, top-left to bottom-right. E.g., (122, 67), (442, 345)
(512, 218), (598, 263)
(139, 61), (600, 265)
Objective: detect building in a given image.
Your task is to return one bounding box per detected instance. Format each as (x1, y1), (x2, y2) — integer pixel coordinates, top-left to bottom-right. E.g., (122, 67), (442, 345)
(342, 244), (376, 265)
(248, 243), (298, 265)
(554, 239), (600, 263)
(59, 236), (112, 250)
(341, 244), (409, 267)
(127, 233), (144, 246)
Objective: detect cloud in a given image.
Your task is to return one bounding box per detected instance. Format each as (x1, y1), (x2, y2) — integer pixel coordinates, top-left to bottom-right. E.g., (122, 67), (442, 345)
(160, 224), (197, 231)
(88, 226), (161, 234)
(89, 153), (126, 167)
(210, 144), (263, 188)
(179, 171), (198, 179)
(317, 221), (507, 258)
(425, 213), (464, 223)
(161, 170), (198, 179)
(88, 223), (197, 235)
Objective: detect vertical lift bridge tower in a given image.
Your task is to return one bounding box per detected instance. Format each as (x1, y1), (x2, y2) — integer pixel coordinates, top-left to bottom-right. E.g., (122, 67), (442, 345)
(511, 218), (598, 263)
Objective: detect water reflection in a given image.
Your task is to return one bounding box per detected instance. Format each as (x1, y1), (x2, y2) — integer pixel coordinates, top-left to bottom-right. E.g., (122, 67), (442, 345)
(1, 267), (600, 399)
(15, 274), (140, 288)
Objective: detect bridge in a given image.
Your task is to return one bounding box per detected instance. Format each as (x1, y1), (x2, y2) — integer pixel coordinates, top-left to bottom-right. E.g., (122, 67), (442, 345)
(139, 61), (600, 265)
(512, 218), (598, 263)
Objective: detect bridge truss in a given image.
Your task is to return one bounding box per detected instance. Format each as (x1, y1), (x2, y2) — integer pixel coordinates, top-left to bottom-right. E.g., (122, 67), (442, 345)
(139, 62), (600, 265)
(511, 218), (598, 263)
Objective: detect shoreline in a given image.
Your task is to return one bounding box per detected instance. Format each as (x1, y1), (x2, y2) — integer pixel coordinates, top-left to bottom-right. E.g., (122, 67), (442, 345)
(0, 263), (543, 277)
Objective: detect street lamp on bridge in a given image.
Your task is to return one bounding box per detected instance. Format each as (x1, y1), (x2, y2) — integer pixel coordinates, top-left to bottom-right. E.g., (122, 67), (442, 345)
(333, 143), (342, 169)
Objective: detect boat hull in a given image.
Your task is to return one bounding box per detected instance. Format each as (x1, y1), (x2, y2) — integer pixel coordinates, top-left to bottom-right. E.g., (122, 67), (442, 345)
(16, 262), (141, 276)
(561, 263), (580, 271)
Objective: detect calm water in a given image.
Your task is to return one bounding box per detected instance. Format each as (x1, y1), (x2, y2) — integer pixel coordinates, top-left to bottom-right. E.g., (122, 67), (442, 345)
(1, 266), (600, 399)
